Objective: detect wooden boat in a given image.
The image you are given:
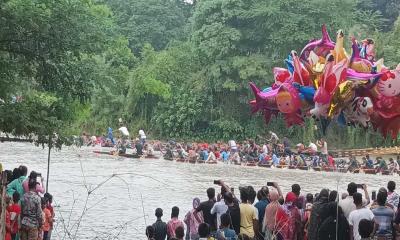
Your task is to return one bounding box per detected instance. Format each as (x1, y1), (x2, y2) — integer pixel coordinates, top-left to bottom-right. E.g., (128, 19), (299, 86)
(313, 167), (321, 172)
(188, 160), (197, 164)
(246, 162), (257, 167)
(381, 170), (391, 175)
(93, 150), (140, 158)
(322, 167), (335, 172)
(364, 169), (377, 174)
(176, 159), (186, 163)
(288, 165), (297, 169)
(298, 166), (309, 170)
(352, 169), (360, 174)
(259, 164), (272, 168)
(93, 150), (161, 159)
(207, 161), (218, 164)
(276, 165), (286, 169)
(234, 162), (241, 165)
(337, 168), (347, 173)
(164, 157), (174, 161)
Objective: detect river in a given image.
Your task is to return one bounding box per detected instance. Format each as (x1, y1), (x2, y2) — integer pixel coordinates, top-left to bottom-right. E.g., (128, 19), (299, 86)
(0, 142), (398, 239)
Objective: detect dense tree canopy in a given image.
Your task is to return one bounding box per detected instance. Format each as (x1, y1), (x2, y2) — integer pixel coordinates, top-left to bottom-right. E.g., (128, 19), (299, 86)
(1, 0), (400, 148)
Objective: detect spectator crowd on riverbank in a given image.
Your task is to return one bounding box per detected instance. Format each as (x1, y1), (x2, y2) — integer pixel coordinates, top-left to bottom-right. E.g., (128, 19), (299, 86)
(1, 165), (54, 240)
(146, 180), (400, 240)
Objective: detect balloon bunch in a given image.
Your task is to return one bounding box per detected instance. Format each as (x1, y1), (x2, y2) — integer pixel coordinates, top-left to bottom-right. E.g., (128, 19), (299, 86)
(249, 25), (400, 139)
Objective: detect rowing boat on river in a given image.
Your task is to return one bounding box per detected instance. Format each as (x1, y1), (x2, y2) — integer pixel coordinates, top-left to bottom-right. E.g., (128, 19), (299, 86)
(93, 151), (160, 159)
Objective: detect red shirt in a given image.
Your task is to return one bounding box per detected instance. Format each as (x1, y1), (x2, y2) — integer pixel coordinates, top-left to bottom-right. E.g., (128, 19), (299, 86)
(7, 204), (21, 234)
(5, 210), (11, 240)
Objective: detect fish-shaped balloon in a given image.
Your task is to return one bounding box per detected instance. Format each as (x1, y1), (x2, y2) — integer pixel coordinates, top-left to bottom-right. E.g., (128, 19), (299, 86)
(300, 24), (335, 61)
(287, 51), (312, 86)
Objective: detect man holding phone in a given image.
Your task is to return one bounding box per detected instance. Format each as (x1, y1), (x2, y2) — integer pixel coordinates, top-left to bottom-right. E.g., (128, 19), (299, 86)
(339, 182), (370, 220)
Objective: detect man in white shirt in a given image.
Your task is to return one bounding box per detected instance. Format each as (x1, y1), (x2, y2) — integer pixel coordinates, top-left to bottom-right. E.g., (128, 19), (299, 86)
(211, 189), (228, 228)
(308, 142), (318, 153)
(339, 182), (370, 220)
(118, 126), (129, 137)
(118, 123), (129, 154)
(139, 129), (146, 144)
(228, 140), (237, 152)
(348, 192), (374, 240)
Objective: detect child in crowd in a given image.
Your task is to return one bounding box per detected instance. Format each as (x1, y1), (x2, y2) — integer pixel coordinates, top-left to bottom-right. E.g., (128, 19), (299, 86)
(42, 197), (53, 240)
(7, 192), (21, 240)
(44, 192), (55, 240)
(198, 223), (215, 240)
(216, 213), (237, 240)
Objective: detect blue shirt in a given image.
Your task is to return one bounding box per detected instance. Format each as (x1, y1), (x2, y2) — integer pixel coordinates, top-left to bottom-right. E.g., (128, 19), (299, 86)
(200, 150), (209, 161)
(366, 159), (374, 168)
(272, 154), (279, 165)
(254, 199), (269, 226)
(372, 206), (394, 235)
(222, 151), (229, 161)
(216, 228), (237, 240)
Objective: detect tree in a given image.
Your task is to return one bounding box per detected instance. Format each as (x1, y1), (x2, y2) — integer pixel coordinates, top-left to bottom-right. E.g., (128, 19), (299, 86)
(104, 0), (191, 53)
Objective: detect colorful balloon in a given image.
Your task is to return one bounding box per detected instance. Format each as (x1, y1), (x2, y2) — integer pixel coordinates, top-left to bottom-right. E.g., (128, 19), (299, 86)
(300, 24), (335, 61)
(276, 83), (302, 114)
(249, 25), (400, 139)
(342, 97), (373, 127)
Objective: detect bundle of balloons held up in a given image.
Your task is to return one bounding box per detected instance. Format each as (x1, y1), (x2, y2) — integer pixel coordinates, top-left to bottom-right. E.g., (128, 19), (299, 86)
(249, 25), (400, 139)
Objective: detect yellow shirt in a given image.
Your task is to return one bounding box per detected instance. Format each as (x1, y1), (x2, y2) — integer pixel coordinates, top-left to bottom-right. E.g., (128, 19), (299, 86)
(239, 203), (256, 237)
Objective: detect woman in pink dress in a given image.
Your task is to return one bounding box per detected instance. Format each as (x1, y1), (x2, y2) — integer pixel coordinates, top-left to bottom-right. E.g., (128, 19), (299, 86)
(184, 198), (203, 240)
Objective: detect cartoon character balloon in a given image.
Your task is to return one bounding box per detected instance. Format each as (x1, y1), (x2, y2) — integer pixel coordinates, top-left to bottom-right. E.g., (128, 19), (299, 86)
(343, 97), (373, 127)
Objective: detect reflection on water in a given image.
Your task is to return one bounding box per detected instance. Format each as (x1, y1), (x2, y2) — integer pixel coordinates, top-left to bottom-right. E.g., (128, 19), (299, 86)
(0, 142), (397, 239)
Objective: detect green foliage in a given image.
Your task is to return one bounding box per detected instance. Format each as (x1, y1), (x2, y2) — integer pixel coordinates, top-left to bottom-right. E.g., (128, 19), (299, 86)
(2, 0), (399, 148)
(104, 0), (190, 53)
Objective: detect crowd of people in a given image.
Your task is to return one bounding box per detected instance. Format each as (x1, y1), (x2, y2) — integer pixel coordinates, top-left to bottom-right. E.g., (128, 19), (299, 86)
(145, 180), (400, 240)
(81, 126), (400, 174)
(2, 165), (54, 240)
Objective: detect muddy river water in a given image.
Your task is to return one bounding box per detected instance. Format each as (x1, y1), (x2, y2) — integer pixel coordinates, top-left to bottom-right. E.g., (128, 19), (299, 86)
(0, 142), (397, 239)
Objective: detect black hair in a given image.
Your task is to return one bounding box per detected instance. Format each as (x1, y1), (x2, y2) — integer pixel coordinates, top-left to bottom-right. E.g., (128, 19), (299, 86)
(347, 182), (357, 196)
(19, 165), (28, 176)
(388, 181), (396, 192)
(155, 208), (163, 218)
(329, 190), (338, 202)
(28, 178), (36, 190)
(175, 226), (184, 239)
(12, 191), (20, 203)
(198, 223), (210, 238)
(221, 186), (227, 197)
(319, 189), (329, 199)
(171, 206), (179, 218)
(44, 193), (53, 203)
(377, 191), (387, 206)
(248, 186), (256, 204)
(146, 225), (155, 238)
(257, 188), (269, 201)
(359, 219), (374, 238)
(353, 192), (363, 206)
(12, 168), (21, 181)
(224, 192), (233, 204)
(306, 193), (314, 203)
(207, 188), (215, 199)
(240, 187), (249, 203)
(291, 184), (301, 196)
(221, 213), (231, 227)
